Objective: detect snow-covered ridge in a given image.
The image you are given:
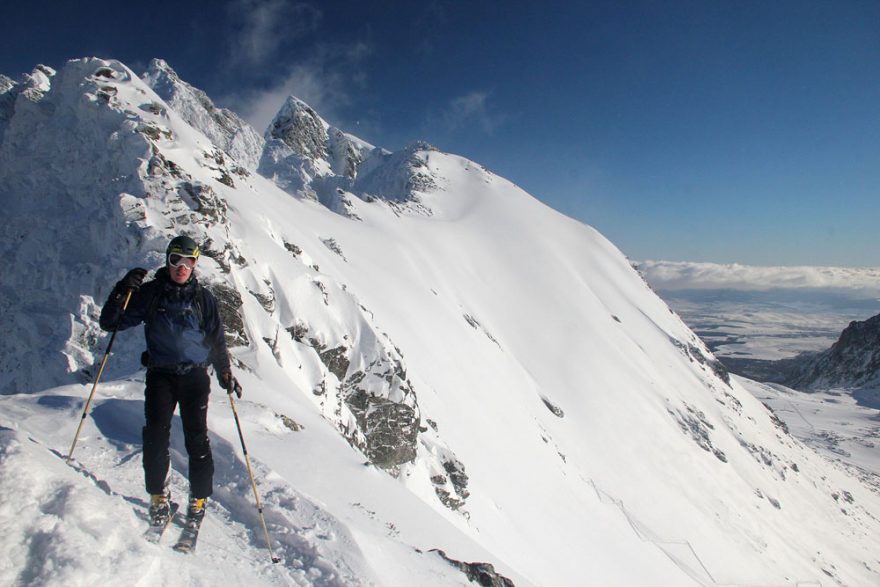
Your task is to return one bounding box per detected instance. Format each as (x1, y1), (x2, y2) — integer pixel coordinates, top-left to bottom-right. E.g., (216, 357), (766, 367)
(143, 58), (265, 171)
(1, 57), (879, 586)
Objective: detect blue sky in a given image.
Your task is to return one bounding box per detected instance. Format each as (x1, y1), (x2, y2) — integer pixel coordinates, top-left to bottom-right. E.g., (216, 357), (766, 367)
(2, 1), (878, 267)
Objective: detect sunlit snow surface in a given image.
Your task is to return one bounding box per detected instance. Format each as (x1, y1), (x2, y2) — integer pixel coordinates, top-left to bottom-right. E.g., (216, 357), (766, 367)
(743, 378), (880, 492)
(1, 58), (879, 587)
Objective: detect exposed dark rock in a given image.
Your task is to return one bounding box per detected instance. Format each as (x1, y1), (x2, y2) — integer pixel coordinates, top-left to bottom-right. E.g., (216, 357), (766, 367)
(147, 147), (184, 179)
(268, 97), (328, 161)
(430, 550), (515, 587)
(345, 389), (419, 467)
(724, 313), (880, 397)
(429, 452), (470, 510)
(179, 181), (227, 225)
(206, 282), (248, 347)
(286, 322), (308, 342)
(668, 403), (727, 463)
(217, 171), (235, 187)
(249, 284), (275, 314)
(139, 122), (172, 141)
(283, 241), (302, 257)
(541, 397), (565, 418)
(764, 403), (790, 435)
(321, 237), (346, 261)
(673, 339), (731, 386)
(316, 344), (350, 381)
(298, 326), (420, 469)
(785, 313), (880, 390)
(96, 85), (117, 103)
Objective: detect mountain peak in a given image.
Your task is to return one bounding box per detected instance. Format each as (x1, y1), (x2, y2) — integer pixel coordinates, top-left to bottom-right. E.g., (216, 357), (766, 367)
(266, 95), (329, 161)
(142, 58), (264, 170)
(144, 57), (176, 81)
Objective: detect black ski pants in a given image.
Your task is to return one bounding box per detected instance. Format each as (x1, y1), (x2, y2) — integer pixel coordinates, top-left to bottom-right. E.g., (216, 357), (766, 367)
(143, 368), (214, 499)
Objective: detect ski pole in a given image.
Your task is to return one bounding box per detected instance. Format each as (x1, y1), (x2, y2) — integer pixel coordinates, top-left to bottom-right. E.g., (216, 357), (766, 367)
(226, 382), (281, 564)
(67, 288), (134, 463)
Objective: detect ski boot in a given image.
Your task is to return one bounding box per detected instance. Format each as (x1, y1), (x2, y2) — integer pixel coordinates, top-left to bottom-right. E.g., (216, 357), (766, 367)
(174, 496), (208, 553)
(149, 489), (173, 527)
(186, 496), (208, 523)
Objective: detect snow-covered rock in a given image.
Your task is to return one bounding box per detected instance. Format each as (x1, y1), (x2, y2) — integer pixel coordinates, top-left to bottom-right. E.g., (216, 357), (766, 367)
(264, 96), (374, 180)
(258, 96), (386, 216)
(143, 58), (264, 171)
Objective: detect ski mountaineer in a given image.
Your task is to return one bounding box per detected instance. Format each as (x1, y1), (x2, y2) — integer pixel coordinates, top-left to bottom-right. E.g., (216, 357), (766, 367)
(99, 235), (240, 535)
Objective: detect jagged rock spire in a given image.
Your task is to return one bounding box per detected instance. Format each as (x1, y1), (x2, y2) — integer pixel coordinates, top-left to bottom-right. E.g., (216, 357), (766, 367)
(143, 58), (264, 171)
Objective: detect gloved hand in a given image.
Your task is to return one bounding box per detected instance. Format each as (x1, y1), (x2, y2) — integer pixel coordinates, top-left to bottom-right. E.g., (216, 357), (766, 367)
(220, 371), (242, 398)
(121, 267), (148, 291)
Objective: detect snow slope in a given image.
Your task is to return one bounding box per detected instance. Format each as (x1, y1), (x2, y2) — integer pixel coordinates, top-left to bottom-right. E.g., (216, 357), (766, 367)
(1, 57), (879, 586)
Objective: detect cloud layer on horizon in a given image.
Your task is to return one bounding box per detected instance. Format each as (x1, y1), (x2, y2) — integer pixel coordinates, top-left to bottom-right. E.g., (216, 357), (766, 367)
(638, 260), (880, 295)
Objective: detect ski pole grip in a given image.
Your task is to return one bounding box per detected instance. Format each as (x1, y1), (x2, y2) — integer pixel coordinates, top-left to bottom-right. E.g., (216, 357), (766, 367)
(224, 376), (242, 398)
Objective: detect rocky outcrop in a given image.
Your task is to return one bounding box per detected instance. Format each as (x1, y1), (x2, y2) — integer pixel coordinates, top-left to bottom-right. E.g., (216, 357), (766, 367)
(266, 96), (328, 162)
(726, 312), (880, 393)
(785, 313), (880, 390)
(258, 96), (439, 215)
(345, 388), (419, 467)
(143, 59), (264, 170)
(294, 307), (421, 471)
(431, 550), (515, 587)
(262, 96), (374, 183)
(352, 141), (439, 203)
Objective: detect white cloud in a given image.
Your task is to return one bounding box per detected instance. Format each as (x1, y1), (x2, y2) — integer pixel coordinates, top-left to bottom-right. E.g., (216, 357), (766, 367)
(440, 90), (504, 134)
(638, 260), (880, 294)
(227, 0), (321, 65)
(227, 41), (371, 134)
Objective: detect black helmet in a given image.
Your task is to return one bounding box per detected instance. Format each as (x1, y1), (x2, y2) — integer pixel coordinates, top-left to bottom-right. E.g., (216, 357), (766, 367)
(166, 235), (200, 259)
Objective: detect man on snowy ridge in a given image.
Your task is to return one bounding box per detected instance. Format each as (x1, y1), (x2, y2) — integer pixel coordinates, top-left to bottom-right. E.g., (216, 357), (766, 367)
(99, 235), (239, 532)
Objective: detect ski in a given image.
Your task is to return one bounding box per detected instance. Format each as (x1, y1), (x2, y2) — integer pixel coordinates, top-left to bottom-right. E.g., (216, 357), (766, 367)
(173, 513), (204, 554)
(144, 501), (179, 544)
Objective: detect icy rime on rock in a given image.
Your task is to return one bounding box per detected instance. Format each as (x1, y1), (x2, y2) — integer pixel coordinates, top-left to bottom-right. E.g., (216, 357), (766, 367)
(672, 338), (731, 386)
(292, 315), (422, 471)
(143, 58), (265, 171)
(668, 403), (728, 463)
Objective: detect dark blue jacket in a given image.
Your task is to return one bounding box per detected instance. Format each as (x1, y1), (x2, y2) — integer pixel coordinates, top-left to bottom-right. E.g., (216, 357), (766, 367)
(100, 268), (230, 375)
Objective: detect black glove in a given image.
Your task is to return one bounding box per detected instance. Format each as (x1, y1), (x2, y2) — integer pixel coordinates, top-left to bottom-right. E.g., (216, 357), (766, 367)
(120, 267), (148, 291)
(220, 371), (242, 398)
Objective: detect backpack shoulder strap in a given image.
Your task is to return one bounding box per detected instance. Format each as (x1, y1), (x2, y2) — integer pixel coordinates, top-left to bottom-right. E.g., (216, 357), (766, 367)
(144, 281), (162, 325)
(193, 284), (208, 330)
